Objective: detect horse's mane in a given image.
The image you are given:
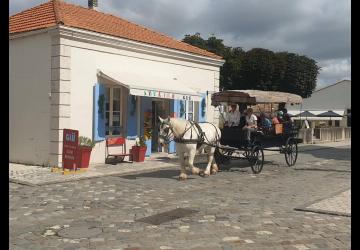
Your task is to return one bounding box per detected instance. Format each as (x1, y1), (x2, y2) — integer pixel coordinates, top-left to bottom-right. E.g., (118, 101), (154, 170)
(169, 118), (190, 136)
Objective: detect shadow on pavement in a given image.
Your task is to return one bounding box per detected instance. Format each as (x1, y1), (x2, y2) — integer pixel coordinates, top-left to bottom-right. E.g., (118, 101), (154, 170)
(299, 146), (351, 161)
(118, 169), (197, 180)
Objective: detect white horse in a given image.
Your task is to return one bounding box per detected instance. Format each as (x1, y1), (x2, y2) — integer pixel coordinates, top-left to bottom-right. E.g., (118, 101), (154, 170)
(158, 117), (221, 180)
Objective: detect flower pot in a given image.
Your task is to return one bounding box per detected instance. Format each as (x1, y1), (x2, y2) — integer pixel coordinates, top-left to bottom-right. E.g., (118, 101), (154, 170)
(76, 146), (92, 168)
(131, 146), (147, 162)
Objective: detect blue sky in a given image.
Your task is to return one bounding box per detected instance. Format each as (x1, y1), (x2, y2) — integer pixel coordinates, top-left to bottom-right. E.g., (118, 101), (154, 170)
(10, 0), (351, 88)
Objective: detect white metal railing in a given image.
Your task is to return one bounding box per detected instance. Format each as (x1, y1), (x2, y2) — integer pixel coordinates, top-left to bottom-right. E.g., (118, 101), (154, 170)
(299, 127), (351, 143)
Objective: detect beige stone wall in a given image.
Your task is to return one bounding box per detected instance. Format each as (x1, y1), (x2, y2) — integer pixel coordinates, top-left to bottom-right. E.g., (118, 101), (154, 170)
(9, 32), (52, 165)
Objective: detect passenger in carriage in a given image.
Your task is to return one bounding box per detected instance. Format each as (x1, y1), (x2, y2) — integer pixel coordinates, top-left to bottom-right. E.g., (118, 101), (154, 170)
(260, 112), (272, 132)
(238, 103), (247, 129)
(282, 109), (293, 132)
(242, 108), (258, 146)
(224, 104), (240, 127)
(277, 110), (284, 123)
(282, 108), (292, 122)
(271, 112), (280, 125)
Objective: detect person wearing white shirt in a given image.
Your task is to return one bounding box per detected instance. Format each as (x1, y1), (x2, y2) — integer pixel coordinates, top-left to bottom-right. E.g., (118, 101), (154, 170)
(242, 108), (257, 145)
(224, 104), (240, 127)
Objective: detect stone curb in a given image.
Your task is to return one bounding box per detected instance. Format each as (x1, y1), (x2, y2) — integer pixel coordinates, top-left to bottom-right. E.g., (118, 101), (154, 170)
(9, 164), (178, 187)
(293, 168), (350, 173)
(294, 187), (351, 217)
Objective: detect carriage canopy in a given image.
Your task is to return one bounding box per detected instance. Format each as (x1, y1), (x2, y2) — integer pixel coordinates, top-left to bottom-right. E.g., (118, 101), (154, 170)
(211, 90), (303, 106)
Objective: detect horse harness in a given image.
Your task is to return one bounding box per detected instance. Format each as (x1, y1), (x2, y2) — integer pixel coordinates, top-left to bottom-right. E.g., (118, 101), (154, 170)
(173, 121), (205, 147)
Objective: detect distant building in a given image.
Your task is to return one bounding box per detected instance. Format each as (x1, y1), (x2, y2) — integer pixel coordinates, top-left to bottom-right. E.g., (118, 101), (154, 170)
(287, 80), (351, 128)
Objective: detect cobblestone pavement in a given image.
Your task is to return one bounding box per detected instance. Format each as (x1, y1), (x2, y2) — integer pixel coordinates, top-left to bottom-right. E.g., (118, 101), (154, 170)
(9, 145), (350, 250)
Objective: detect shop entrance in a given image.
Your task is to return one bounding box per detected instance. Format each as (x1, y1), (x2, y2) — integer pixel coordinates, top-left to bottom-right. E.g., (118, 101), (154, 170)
(151, 99), (170, 152)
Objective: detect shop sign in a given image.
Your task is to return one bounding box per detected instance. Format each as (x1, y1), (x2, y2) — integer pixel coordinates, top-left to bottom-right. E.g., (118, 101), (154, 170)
(62, 129), (79, 169)
(143, 89), (176, 99)
(141, 89), (193, 100)
(131, 88), (201, 101)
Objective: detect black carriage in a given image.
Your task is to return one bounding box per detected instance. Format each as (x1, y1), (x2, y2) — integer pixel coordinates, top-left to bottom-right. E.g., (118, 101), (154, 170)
(211, 90), (303, 174)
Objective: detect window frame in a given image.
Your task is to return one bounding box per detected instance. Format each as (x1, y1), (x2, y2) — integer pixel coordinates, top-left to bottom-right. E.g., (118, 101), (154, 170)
(104, 86), (123, 136)
(185, 100), (195, 121)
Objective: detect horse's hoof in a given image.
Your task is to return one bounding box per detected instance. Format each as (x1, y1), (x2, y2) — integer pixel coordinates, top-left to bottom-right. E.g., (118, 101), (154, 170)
(191, 167), (200, 175)
(179, 173), (187, 180)
(199, 171), (210, 177)
(211, 164), (219, 174)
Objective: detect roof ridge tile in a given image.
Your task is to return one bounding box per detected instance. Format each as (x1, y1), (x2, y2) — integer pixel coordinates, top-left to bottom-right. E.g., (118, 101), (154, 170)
(10, 0), (223, 60)
(52, 0), (64, 24)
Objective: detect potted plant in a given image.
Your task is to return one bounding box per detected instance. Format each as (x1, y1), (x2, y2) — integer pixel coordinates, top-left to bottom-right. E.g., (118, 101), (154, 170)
(76, 136), (95, 168)
(131, 136), (147, 162)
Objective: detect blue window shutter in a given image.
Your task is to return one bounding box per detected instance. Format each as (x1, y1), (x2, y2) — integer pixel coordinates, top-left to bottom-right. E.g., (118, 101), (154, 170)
(93, 83), (106, 141)
(126, 95), (137, 137)
(198, 94), (207, 122)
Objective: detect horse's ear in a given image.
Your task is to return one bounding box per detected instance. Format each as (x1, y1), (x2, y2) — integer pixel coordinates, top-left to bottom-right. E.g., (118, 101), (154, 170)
(166, 116), (171, 122)
(158, 116), (164, 123)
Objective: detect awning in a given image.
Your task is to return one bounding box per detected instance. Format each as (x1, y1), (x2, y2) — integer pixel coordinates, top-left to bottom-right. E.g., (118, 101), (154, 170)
(211, 89), (303, 105)
(295, 111), (317, 118)
(288, 110), (345, 121)
(97, 70), (202, 101)
(317, 110), (343, 117)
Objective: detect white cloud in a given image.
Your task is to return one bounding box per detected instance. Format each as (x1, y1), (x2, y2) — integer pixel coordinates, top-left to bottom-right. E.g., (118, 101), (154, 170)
(317, 58), (351, 88)
(10, 0), (350, 88)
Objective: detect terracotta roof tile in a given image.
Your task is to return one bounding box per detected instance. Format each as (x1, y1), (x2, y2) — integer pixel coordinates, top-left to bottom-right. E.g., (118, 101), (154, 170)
(10, 0), (222, 60)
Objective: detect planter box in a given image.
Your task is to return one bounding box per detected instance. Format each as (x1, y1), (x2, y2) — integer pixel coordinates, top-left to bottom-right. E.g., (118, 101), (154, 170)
(131, 146), (147, 162)
(76, 146), (92, 168)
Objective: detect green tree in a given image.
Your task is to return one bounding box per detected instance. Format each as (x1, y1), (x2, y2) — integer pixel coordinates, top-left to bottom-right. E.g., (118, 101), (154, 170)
(182, 32), (207, 50)
(239, 48), (276, 90)
(182, 33), (320, 97)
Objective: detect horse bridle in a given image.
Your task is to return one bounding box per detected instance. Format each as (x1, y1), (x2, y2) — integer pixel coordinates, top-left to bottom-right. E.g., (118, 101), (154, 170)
(158, 122), (174, 144)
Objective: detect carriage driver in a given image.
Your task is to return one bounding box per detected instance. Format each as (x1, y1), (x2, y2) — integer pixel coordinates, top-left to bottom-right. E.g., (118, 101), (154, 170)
(242, 108), (258, 145)
(224, 103), (240, 127)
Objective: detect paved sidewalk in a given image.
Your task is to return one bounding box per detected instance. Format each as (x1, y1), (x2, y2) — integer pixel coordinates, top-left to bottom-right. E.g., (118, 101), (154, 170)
(9, 141), (350, 186)
(9, 153), (180, 186)
(295, 189), (351, 217)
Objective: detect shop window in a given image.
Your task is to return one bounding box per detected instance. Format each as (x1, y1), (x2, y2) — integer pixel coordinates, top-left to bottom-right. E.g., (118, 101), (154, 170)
(185, 101), (194, 121)
(335, 120), (340, 127)
(105, 87), (122, 136)
(347, 109), (351, 127)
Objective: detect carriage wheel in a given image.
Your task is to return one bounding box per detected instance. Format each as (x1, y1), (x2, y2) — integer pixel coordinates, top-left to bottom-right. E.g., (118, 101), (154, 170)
(284, 138), (298, 167)
(214, 147), (232, 170)
(249, 146), (264, 174)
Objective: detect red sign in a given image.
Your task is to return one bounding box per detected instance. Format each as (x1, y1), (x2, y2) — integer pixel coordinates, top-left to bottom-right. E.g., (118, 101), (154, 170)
(62, 129), (79, 170)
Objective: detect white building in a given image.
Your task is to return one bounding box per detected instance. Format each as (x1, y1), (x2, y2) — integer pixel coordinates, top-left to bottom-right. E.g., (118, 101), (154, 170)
(287, 80), (351, 128)
(9, 0), (225, 167)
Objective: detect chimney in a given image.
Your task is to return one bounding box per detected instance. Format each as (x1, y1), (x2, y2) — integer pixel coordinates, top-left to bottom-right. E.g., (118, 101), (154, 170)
(88, 0), (98, 10)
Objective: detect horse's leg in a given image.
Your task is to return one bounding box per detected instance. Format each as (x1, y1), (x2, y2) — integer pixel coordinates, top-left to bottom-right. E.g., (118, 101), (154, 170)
(200, 146), (213, 177)
(177, 148), (187, 181)
(183, 153), (189, 170)
(188, 145), (200, 175)
(210, 146), (219, 174)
